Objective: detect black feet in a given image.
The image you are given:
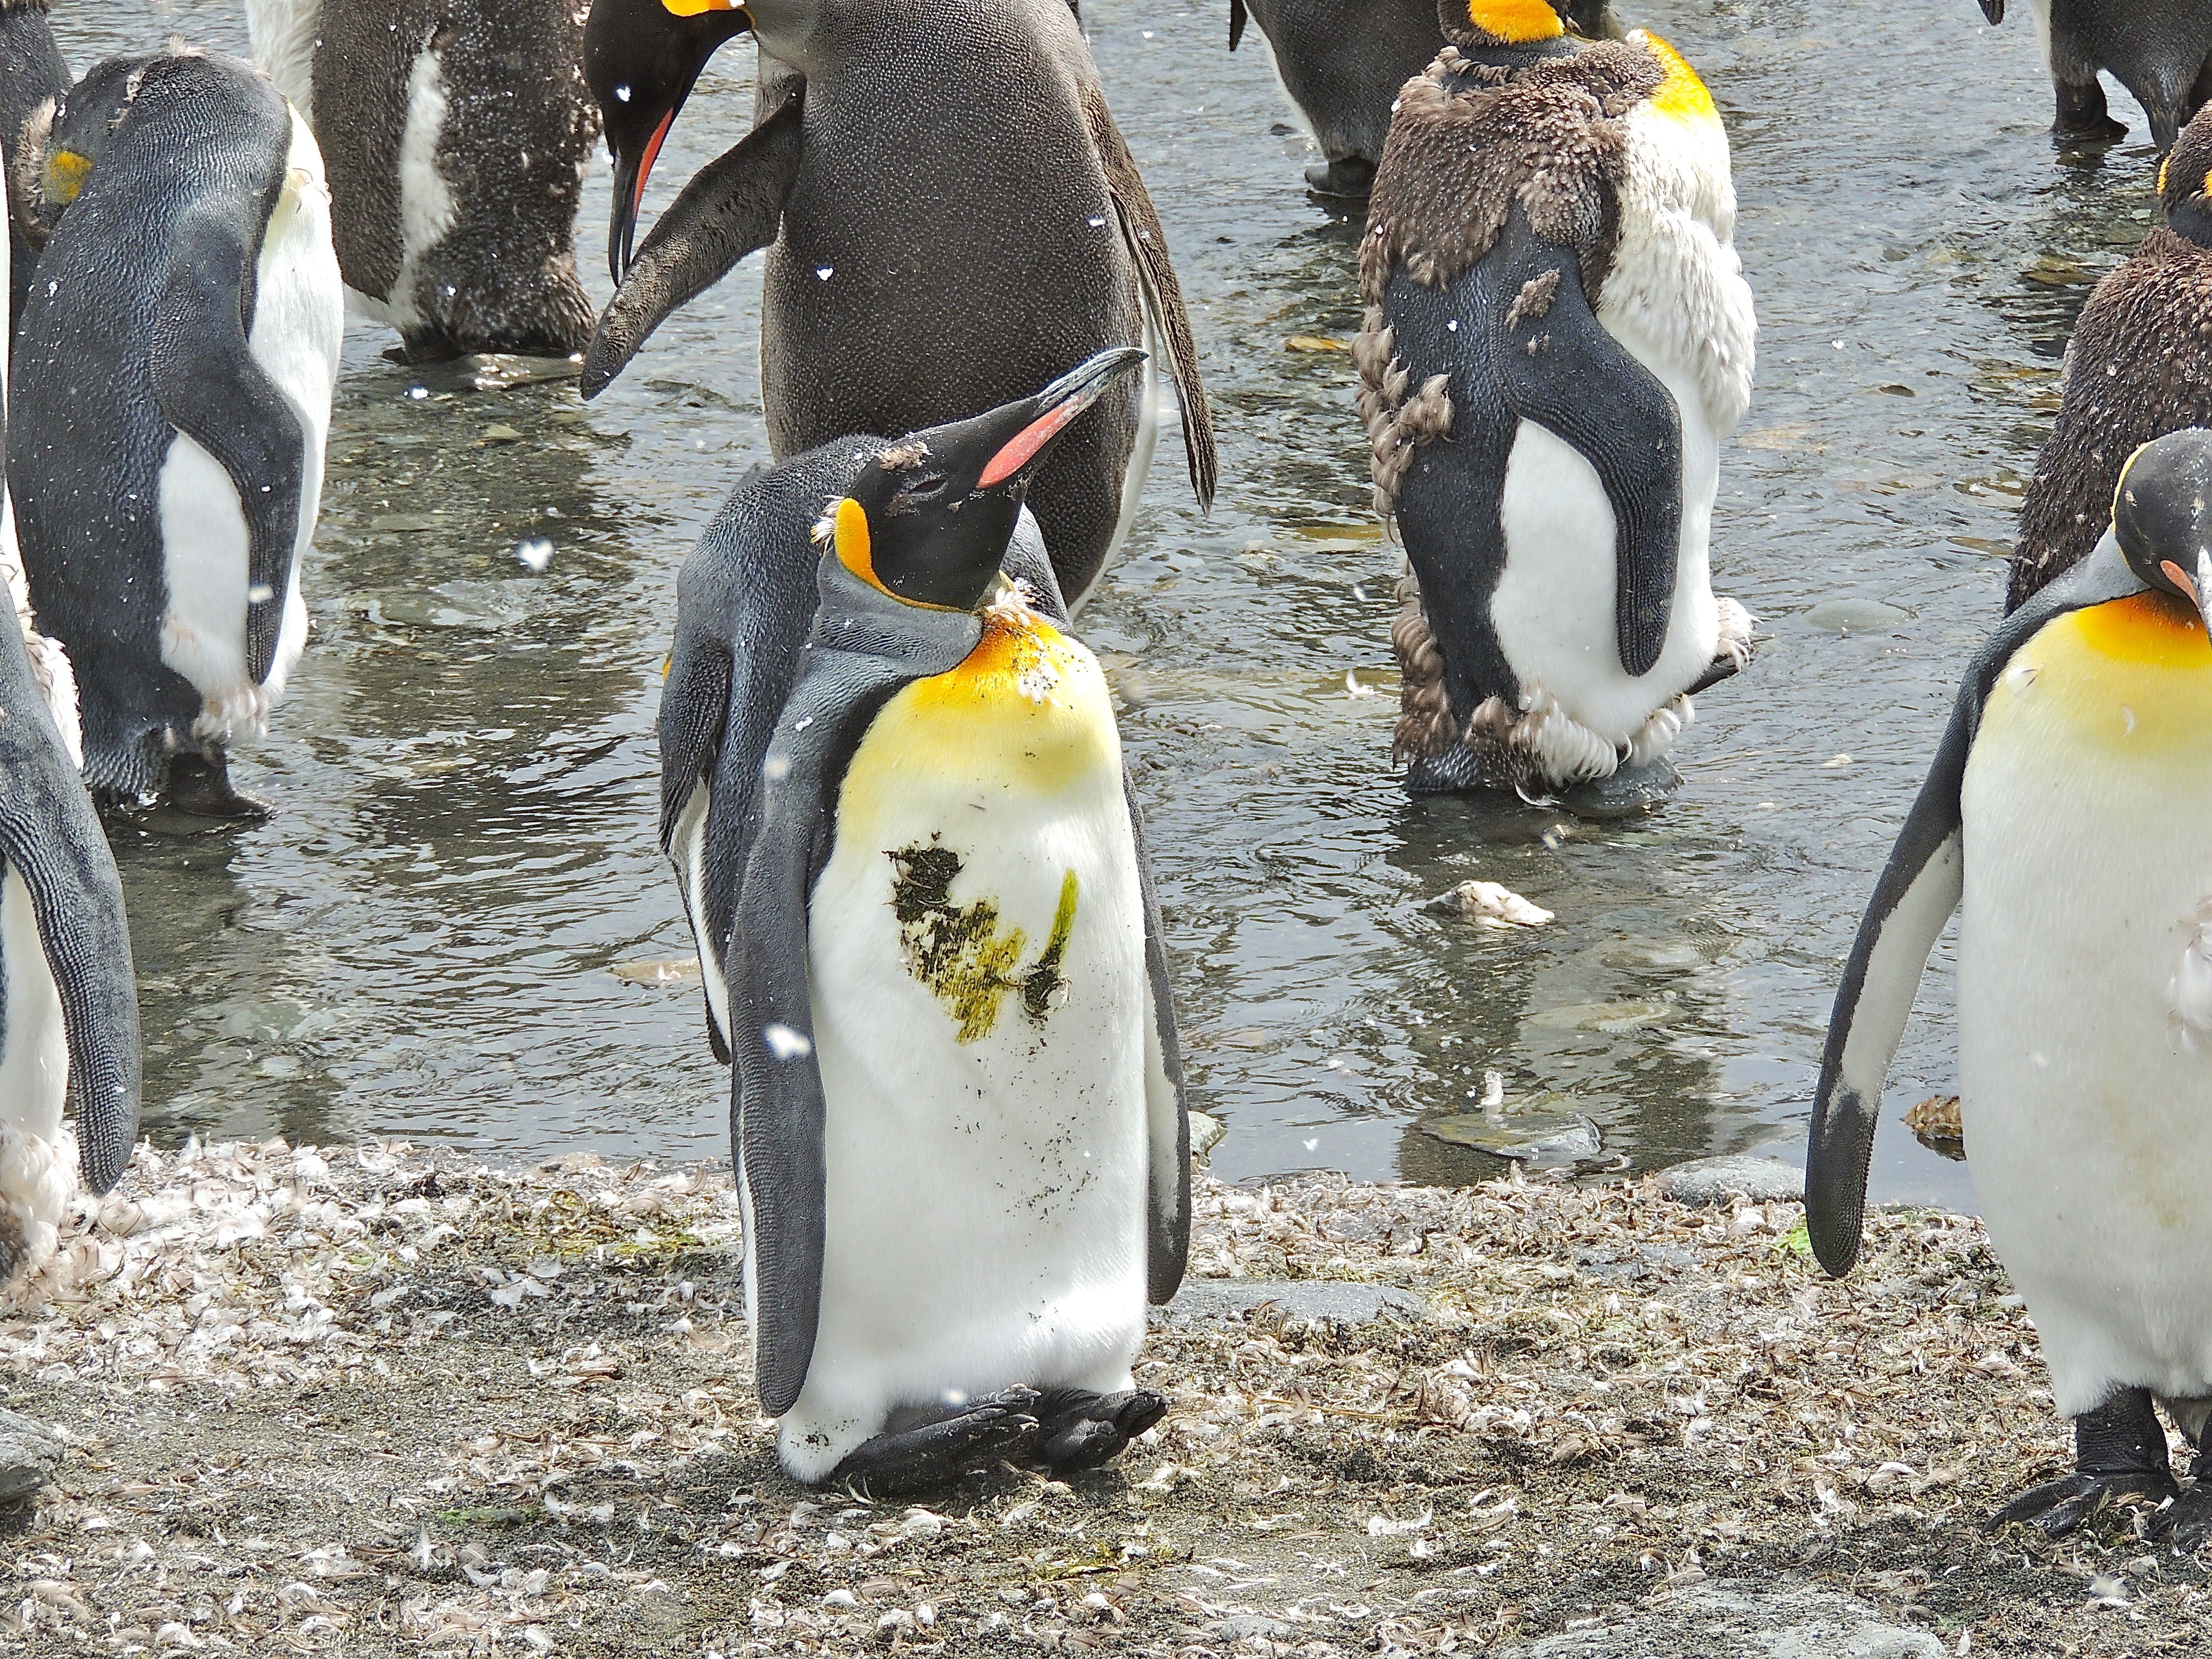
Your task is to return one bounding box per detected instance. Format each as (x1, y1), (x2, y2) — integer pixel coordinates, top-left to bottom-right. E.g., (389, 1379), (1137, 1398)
(825, 1386), (1167, 1495)
(163, 753), (268, 822)
(2152, 1481), (2212, 1550)
(1990, 1388), (2177, 1537)
(1303, 155), (1375, 201)
(2053, 78), (2127, 145)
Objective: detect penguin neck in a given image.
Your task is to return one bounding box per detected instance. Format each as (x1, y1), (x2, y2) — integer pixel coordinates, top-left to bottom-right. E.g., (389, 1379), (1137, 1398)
(2168, 196), (2212, 249)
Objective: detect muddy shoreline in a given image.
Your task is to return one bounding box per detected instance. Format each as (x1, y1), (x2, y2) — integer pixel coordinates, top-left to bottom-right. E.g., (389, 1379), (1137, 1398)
(1, 1141), (2206, 1654)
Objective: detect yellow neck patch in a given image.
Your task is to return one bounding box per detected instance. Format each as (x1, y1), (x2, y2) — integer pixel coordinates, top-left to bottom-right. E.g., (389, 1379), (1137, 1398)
(2068, 590), (2212, 670)
(43, 149), (90, 207)
(1638, 30), (1719, 123)
(1467, 0), (1563, 43)
(909, 592), (1075, 716)
(661, 0), (744, 15)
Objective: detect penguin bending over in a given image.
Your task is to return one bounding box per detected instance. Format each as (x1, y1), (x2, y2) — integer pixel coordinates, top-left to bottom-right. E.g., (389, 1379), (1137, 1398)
(244, 0), (600, 361)
(0, 214), (142, 1285)
(2009, 109), (2212, 612)
(1356, 0), (1757, 799)
(1812, 427), (2212, 1546)
(579, 0), (1217, 612)
(0, 0), (66, 337)
(1226, 0), (1613, 201)
(1975, 0), (2212, 150)
(9, 49), (344, 816)
(661, 350), (1190, 1490)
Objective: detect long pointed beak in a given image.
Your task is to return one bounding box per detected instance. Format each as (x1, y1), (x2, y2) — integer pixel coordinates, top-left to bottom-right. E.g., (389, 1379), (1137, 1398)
(609, 107), (677, 283)
(2194, 549), (2212, 638)
(976, 347), (1148, 489)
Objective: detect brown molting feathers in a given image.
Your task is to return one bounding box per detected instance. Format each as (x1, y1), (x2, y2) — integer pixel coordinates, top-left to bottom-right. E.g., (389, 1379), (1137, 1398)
(9, 95), (52, 251)
(1390, 564), (1457, 762)
(876, 440), (930, 470)
(1354, 311), (1453, 515)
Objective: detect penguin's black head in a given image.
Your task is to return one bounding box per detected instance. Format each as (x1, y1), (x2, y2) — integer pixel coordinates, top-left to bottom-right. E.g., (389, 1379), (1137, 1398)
(12, 53), (161, 248)
(2160, 110), (2212, 247)
(585, 0), (755, 282)
(824, 348), (1147, 613)
(2114, 429), (2212, 637)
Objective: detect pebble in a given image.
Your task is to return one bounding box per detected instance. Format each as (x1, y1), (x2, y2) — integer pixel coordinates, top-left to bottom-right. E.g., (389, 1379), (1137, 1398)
(0, 1408), (64, 1503)
(1654, 1154), (1803, 1207)
(1503, 1581), (1942, 1658)
(1558, 756), (1680, 820)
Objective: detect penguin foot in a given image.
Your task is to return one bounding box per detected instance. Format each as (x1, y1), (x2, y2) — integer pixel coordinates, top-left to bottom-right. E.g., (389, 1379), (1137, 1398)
(828, 1388), (1045, 1496)
(1303, 156), (1376, 201)
(2151, 1484), (2212, 1550)
(162, 754), (268, 822)
(1990, 1469), (2178, 1537)
(1990, 1388), (2177, 1537)
(2052, 79), (2127, 146)
(1034, 1388), (1168, 1475)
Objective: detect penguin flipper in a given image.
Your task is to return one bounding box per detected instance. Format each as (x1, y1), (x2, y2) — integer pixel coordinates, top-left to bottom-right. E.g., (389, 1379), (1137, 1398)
(1126, 779), (1190, 1303)
(1484, 204), (1682, 679)
(1807, 542), (2143, 1277)
(1228, 0), (1247, 49)
(0, 603), (139, 1193)
(149, 211), (309, 688)
(1079, 87), (1219, 512)
(580, 85), (805, 401)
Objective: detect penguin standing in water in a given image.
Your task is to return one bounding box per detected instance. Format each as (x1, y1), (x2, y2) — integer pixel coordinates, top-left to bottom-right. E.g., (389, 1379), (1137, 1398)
(1226, 0), (1614, 200)
(244, 0), (600, 361)
(1975, 0), (2212, 150)
(1356, 0), (1757, 799)
(0, 0), (67, 335)
(579, 0), (1217, 611)
(9, 49), (344, 816)
(1812, 428), (2212, 1545)
(0, 206), (142, 1283)
(661, 350), (1189, 1489)
(2009, 108), (2212, 612)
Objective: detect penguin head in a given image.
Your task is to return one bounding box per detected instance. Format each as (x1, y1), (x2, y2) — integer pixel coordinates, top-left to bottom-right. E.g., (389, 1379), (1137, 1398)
(584, 0), (755, 282)
(822, 348), (1147, 613)
(10, 54), (156, 248)
(2113, 429), (2212, 637)
(1440, 0), (1611, 46)
(2159, 109), (2212, 247)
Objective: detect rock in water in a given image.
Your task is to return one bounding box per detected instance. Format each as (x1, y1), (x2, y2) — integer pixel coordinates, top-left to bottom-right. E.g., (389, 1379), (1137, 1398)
(1904, 1094), (1966, 1160)
(0, 1409), (64, 1502)
(1425, 880), (1553, 927)
(1655, 1154), (1804, 1206)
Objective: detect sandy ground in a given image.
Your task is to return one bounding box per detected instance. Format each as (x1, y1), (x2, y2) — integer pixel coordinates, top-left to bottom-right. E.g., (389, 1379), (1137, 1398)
(0, 1140), (2207, 1656)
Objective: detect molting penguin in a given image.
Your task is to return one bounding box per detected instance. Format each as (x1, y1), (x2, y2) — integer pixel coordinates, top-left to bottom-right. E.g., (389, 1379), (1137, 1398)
(2009, 108), (2212, 612)
(9, 49), (344, 816)
(1355, 0), (1757, 800)
(664, 349), (1190, 1490)
(578, 0), (1217, 612)
(1975, 0), (2212, 150)
(1226, 0), (1615, 200)
(244, 0), (599, 360)
(1811, 427), (2212, 1545)
(0, 0), (67, 337)
(0, 216), (142, 1285)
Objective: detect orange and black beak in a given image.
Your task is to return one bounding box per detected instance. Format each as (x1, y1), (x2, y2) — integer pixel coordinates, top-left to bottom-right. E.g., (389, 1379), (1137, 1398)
(585, 0), (754, 283)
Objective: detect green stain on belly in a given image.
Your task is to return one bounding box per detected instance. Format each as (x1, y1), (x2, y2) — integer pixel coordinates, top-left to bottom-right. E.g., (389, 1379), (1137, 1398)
(888, 842), (1079, 1043)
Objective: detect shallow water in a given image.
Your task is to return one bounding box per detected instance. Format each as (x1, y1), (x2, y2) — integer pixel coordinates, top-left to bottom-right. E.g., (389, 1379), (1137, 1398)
(61, 0), (2156, 1204)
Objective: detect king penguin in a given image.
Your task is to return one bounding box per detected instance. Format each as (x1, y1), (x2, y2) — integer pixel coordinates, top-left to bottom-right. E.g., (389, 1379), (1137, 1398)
(1355, 0), (1757, 799)
(0, 0), (67, 336)
(1226, 0), (1614, 200)
(9, 48), (345, 817)
(2009, 107), (2212, 612)
(1812, 427), (2212, 1546)
(1974, 0), (2212, 150)
(0, 204), (142, 1285)
(661, 349), (1190, 1490)
(243, 0), (600, 360)
(577, 0), (1217, 612)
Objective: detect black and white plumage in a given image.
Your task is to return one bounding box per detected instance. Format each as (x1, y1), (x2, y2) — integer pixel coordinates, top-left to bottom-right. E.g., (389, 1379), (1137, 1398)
(578, 0), (1217, 612)
(9, 48), (343, 815)
(661, 352), (1190, 1491)
(0, 0), (67, 337)
(1974, 0), (2212, 150)
(245, 0), (600, 360)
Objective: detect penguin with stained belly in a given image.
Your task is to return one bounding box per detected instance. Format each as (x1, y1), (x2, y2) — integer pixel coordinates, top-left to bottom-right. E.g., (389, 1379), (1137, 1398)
(8, 49), (344, 817)
(1811, 427), (2212, 1545)
(1974, 0), (2212, 150)
(0, 204), (142, 1283)
(1226, 0), (1614, 200)
(0, 0), (68, 335)
(2009, 108), (2212, 612)
(661, 349), (1190, 1489)
(1355, 0), (1757, 800)
(577, 0), (1217, 612)
(243, 0), (600, 361)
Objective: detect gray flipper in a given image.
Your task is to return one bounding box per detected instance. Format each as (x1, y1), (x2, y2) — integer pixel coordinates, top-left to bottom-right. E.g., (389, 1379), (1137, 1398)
(148, 210), (306, 687)
(732, 557), (982, 1417)
(581, 86), (805, 401)
(1807, 538), (2142, 1275)
(1125, 781), (1190, 1301)
(0, 603), (139, 1191)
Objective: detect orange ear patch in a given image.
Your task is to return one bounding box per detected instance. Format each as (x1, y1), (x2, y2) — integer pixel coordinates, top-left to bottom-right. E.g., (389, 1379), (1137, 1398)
(832, 498), (887, 593)
(661, 0), (744, 14)
(1467, 0), (1564, 43)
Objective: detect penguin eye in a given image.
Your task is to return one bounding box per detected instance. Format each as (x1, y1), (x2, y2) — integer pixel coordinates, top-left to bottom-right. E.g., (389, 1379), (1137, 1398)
(890, 472), (950, 514)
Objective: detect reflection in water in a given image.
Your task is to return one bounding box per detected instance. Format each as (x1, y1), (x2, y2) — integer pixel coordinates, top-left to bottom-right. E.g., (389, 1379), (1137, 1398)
(49, 0), (2169, 1207)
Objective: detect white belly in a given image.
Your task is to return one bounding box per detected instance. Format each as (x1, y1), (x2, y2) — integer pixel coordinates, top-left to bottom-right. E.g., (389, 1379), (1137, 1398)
(1071, 292), (1163, 617)
(671, 780), (731, 1045)
(0, 866), (75, 1281)
(158, 111), (342, 745)
(349, 47), (456, 328)
(773, 627), (1152, 1479)
(1959, 611), (2212, 1417)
